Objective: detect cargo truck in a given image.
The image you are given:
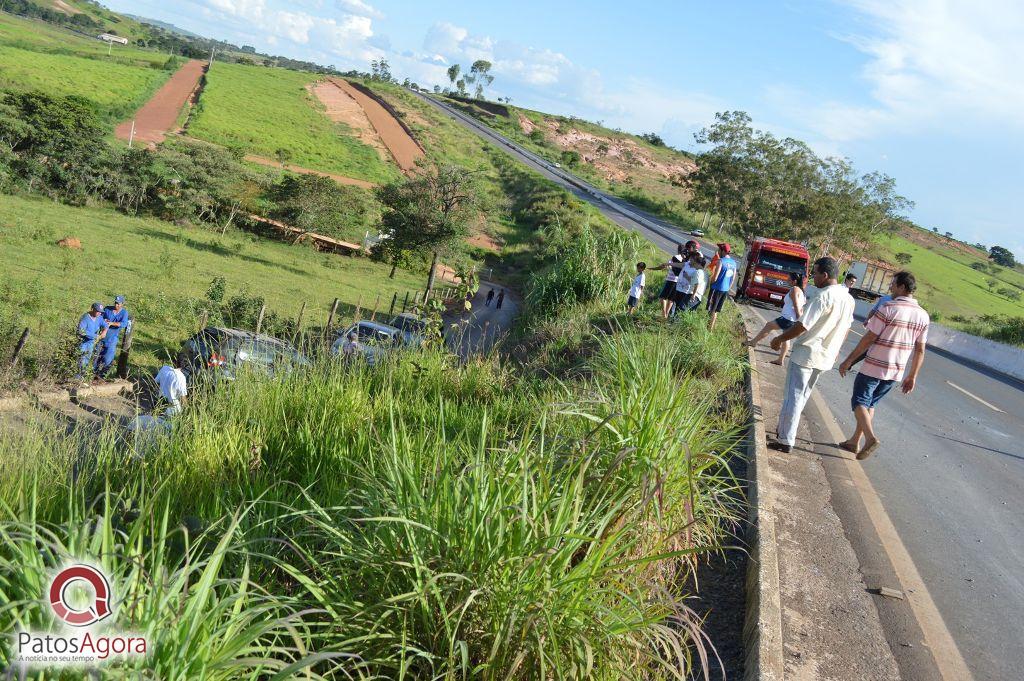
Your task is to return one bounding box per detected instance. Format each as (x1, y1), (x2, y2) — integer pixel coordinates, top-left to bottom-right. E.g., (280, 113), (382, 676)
(736, 238), (810, 306)
(845, 261), (895, 301)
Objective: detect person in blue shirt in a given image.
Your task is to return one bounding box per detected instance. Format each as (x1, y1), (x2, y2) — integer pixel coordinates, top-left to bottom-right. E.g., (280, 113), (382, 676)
(95, 295), (129, 378)
(77, 303), (108, 379)
(707, 243), (738, 331)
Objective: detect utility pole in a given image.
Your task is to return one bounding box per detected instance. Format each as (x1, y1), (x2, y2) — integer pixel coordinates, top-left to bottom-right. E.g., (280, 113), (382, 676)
(209, 46), (215, 65)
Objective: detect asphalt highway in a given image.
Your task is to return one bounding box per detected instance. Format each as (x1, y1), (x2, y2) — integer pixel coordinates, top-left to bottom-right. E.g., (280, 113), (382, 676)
(416, 90), (1024, 680)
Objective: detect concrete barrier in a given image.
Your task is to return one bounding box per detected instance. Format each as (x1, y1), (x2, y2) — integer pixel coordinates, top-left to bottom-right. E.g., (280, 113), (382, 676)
(926, 322), (1024, 383)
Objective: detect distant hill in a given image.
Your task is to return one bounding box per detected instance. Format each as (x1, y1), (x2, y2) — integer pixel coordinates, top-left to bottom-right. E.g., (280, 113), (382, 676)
(123, 13), (201, 39)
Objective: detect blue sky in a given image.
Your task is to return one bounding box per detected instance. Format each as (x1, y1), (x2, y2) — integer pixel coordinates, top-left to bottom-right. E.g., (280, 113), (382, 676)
(105, 0), (1024, 258)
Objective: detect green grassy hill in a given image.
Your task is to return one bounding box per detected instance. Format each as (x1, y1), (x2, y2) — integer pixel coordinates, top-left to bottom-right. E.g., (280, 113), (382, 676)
(188, 63), (400, 184)
(0, 193), (425, 372)
(0, 12), (177, 123)
(875, 229), (1024, 322)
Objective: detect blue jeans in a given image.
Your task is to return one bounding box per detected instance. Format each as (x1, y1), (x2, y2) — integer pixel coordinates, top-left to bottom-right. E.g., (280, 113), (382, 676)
(94, 338), (118, 376)
(777, 362), (823, 447)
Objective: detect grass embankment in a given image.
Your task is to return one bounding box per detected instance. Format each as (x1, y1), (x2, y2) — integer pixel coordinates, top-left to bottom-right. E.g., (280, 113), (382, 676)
(0, 11), (165, 66)
(189, 63), (400, 184)
(0, 194), (426, 374)
(0, 217), (749, 677)
(875, 232), (1024, 320)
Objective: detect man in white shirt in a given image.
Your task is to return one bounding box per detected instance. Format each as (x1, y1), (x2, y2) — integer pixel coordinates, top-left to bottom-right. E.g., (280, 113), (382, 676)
(155, 356), (188, 416)
(767, 257), (854, 452)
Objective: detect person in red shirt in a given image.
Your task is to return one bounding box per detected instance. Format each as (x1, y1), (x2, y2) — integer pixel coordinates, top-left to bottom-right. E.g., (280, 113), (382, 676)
(837, 271), (929, 460)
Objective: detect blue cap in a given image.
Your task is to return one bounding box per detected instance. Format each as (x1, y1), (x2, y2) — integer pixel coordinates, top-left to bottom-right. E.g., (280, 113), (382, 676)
(91, 302), (103, 312)
(114, 295), (125, 304)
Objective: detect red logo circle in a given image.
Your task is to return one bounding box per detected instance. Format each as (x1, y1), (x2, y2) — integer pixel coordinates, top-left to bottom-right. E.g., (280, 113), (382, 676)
(49, 565), (112, 627)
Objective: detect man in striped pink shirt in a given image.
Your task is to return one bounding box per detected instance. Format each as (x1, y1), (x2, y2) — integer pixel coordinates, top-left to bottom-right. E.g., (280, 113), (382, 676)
(837, 271), (929, 460)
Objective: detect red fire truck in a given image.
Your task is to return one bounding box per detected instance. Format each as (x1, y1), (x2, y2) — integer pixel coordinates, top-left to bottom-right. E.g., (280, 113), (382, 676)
(736, 237), (810, 306)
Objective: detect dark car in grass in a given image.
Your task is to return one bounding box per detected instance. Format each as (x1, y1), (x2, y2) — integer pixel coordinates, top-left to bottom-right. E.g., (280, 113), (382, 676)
(179, 327), (307, 382)
(388, 313), (431, 346)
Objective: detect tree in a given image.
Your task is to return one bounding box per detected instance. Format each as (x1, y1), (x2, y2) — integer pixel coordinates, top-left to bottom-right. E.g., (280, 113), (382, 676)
(895, 252), (913, 265)
(990, 245), (1016, 267)
(560, 150), (581, 167)
(456, 78), (467, 97)
(639, 132), (665, 147)
(370, 59), (392, 82)
(466, 60), (494, 99)
(446, 64), (460, 88)
(373, 164), (481, 283)
(268, 174), (376, 243)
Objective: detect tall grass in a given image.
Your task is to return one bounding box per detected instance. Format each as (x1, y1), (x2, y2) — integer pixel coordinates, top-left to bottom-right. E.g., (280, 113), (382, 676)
(0, 320), (744, 678)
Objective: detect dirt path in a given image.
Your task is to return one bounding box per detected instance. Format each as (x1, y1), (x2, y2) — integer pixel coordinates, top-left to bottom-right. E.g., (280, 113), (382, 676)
(115, 60), (207, 146)
(244, 154), (377, 188)
(444, 281), (517, 357)
(328, 79), (423, 173)
(309, 80), (389, 162)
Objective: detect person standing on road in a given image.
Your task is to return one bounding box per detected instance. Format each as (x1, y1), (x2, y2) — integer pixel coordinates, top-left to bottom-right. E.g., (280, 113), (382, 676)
(495, 289), (506, 310)
(95, 295), (129, 378)
(626, 262), (646, 314)
(707, 243), (737, 330)
(76, 302), (108, 380)
(485, 288), (495, 307)
(837, 271), (929, 460)
(156, 354), (188, 416)
(745, 272), (806, 365)
(767, 257), (854, 453)
(652, 244), (688, 319)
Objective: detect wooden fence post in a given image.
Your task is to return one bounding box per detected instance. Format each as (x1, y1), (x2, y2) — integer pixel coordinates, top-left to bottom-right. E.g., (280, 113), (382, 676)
(354, 295), (362, 322)
(326, 298), (339, 340)
(115, 326), (133, 380)
(198, 309), (209, 331)
(255, 304), (266, 335)
(9, 327), (29, 367)
(402, 291), (410, 314)
(389, 292), (398, 317)
(370, 294), (380, 321)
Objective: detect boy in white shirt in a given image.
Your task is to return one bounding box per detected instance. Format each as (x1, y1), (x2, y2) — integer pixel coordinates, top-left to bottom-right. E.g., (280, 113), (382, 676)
(627, 262), (647, 314)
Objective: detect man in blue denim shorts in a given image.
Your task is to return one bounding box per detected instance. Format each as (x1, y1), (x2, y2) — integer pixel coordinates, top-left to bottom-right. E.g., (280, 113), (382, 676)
(838, 271), (930, 460)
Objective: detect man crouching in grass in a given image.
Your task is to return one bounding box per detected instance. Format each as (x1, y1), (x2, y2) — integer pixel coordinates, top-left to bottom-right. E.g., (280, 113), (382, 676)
(837, 271), (929, 460)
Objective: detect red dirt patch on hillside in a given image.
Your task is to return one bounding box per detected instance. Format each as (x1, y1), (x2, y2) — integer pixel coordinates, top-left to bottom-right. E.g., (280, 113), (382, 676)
(309, 80), (389, 162)
(329, 79), (423, 173)
(115, 60), (206, 146)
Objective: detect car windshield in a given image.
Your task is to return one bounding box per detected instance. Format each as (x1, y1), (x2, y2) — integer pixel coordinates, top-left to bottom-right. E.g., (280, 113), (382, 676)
(757, 251), (806, 275)
(391, 316), (426, 333)
(224, 338), (303, 366)
(355, 325), (396, 346)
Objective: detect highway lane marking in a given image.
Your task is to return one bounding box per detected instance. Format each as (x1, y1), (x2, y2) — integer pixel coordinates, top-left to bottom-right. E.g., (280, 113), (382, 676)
(945, 380), (1005, 413)
(809, 390), (975, 681)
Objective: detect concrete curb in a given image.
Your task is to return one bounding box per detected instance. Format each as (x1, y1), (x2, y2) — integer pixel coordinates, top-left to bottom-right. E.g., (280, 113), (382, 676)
(742, 326), (785, 680)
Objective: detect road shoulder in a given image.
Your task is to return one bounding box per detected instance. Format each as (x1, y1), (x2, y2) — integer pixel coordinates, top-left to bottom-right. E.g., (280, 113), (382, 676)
(740, 305), (901, 680)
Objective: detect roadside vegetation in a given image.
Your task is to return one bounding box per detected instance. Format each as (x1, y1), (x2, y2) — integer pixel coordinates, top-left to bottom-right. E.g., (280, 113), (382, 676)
(0, 206), (749, 677)
(188, 63), (400, 184)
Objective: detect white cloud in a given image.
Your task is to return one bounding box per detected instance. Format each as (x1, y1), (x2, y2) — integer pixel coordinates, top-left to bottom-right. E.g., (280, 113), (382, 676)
(337, 0), (382, 19)
(790, 0), (1024, 143)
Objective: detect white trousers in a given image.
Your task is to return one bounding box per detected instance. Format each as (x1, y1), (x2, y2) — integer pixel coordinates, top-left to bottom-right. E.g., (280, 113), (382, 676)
(776, 362), (823, 447)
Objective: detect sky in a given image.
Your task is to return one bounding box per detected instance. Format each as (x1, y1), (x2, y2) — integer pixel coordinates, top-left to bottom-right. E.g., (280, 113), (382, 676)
(104, 0), (1024, 258)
